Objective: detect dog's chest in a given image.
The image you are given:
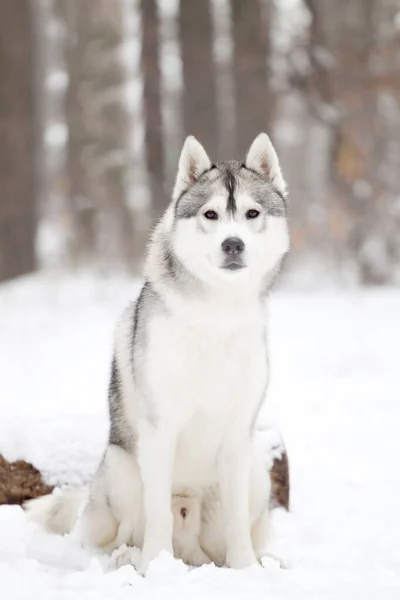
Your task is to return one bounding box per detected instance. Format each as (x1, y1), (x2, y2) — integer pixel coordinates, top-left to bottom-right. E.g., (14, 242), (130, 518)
(145, 308), (268, 479)
(145, 304), (268, 490)
(145, 309), (268, 485)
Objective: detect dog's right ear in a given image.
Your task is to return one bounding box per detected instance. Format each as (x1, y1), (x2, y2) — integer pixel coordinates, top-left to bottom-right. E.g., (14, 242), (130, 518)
(173, 136), (212, 201)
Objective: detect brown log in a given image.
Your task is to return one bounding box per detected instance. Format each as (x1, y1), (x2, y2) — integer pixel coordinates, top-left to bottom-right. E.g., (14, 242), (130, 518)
(0, 455), (53, 506)
(270, 450), (290, 510)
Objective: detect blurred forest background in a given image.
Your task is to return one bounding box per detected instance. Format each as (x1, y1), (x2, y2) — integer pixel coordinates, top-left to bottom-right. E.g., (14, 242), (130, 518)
(1, 0), (400, 288)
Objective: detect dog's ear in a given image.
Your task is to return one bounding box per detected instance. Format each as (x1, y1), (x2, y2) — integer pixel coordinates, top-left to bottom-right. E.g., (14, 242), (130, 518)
(173, 136), (212, 200)
(245, 133), (287, 197)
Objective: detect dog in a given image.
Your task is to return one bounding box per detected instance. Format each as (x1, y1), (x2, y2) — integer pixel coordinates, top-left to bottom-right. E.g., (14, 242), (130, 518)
(25, 132), (290, 575)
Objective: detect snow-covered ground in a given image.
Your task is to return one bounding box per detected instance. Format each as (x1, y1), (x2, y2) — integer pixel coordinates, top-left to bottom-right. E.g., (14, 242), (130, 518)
(0, 273), (399, 599)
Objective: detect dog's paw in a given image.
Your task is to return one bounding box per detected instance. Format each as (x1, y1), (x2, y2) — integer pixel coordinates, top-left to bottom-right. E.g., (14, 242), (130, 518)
(138, 540), (174, 576)
(260, 552), (287, 569)
(188, 547), (212, 567)
(109, 544), (141, 570)
(226, 546), (259, 570)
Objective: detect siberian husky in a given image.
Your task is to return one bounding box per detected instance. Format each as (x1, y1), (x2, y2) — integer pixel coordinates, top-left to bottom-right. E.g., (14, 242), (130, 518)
(25, 133), (290, 574)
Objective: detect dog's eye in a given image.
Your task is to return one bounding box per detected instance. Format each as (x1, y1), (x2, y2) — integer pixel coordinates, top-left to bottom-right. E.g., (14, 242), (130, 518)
(246, 209), (260, 219)
(204, 210), (218, 220)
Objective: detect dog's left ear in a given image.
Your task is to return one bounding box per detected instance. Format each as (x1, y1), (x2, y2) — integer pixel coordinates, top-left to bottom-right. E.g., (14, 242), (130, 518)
(173, 136), (212, 201)
(245, 133), (287, 197)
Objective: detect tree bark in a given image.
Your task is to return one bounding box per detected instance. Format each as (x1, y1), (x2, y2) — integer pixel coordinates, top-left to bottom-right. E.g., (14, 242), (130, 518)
(0, 0), (36, 281)
(179, 0), (219, 160)
(59, 0), (135, 268)
(305, 0), (400, 283)
(231, 0), (274, 158)
(141, 0), (167, 221)
(62, 0), (97, 265)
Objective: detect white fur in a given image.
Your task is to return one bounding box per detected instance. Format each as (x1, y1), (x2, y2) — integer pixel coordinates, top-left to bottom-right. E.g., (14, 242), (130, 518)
(135, 291), (269, 573)
(24, 486), (88, 534)
(26, 133), (288, 575)
(173, 209), (289, 289)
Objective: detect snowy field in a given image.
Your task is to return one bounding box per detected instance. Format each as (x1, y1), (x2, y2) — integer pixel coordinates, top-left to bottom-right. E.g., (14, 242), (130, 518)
(0, 273), (399, 599)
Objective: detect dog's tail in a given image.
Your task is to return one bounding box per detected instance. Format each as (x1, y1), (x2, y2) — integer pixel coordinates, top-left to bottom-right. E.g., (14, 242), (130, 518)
(24, 486), (88, 535)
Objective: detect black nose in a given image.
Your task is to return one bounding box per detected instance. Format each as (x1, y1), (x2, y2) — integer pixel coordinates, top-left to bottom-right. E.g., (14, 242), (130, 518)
(221, 237), (245, 256)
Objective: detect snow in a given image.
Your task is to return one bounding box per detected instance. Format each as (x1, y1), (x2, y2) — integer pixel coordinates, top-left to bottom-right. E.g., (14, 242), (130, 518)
(44, 122), (68, 148)
(1, 274), (400, 599)
(46, 70), (68, 93)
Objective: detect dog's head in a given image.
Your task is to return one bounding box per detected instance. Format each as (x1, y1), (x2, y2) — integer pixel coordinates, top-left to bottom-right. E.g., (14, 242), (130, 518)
(155, 134), (290, 292)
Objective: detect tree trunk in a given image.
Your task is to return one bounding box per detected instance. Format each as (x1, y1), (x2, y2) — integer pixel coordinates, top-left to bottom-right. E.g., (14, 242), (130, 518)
(62, 0), (97, 265)
(179, 0), (219, 160)
(31, 0), (48, 228)
(141, 0), (167, 221)
(231, 0), (274, 158)
(0, 0), (36, 281)
(94, 0), (135, 268)
(305, 0), (400, 284)
(59, 0), (135, 268)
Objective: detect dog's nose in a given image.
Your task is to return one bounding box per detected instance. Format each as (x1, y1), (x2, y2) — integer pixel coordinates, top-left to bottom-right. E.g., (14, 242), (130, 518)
(221, 237), (245, 256)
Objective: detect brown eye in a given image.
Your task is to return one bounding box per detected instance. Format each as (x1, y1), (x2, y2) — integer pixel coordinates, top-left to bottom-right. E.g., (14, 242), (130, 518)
(204, 210), (218, 220)
(246, 209), (260, 219)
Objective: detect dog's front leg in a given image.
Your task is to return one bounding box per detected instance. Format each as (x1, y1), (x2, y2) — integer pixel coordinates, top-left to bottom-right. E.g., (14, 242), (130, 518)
(218, 432), (258, 569)
(137, 422), (176, 575)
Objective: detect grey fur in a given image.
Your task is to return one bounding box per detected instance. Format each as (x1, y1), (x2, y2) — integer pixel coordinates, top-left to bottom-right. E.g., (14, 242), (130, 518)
(108, 300), (136, 452)
(160, 235), (198, 290)
(147, 225), (205, 295)
(131, 281), (167, 426)
(223, 164), (237, 213)
(175, 161), (286, 220)
(174, 165), (219, 219)
(108, 356), (130, 450)
(107, 284), (166, 445)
